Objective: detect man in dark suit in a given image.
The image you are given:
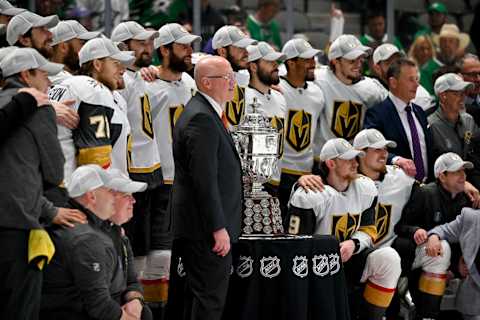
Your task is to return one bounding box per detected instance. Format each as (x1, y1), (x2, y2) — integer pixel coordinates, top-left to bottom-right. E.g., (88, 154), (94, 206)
(364, 58), (434, 182)
(169, 56), (243, 320)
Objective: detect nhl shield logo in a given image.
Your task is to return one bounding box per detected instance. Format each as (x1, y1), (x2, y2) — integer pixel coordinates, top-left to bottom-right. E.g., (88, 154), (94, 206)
(292, 256), (309, 278)
(375, 203), (392, 244)
(169, 104), (185, 138)
(260, 256), (281, 278)
(286, 109), (312, 152)
(331, 100), (363, 140)
(177, 257), (186, 277)
(226, 85), (245, 126)
(329, 253), (340, 275)
(312, 254), (330, 277)
(236, 256), (253, 278)
(332, 213), (360, 242)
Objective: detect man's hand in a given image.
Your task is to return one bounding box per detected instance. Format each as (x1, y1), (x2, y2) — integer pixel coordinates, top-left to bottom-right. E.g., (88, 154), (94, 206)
(339, 240), (355, 262)
(51, 100), (79, 129)
(122, 299), (143, 320)
(464, 181), (480, 208)
(458, 256), (470, 278)
(52, 208), (87, 228)
(425, 234), (442, 257)
(18, 87), (49, 107)
(120, 308), (139, 320)
(413, 228), (428, 245)
(395, 157), (417, 178)
(297, 174), (324, 193)
(140, 66), (159, 82)
(212, 228), (230, 257)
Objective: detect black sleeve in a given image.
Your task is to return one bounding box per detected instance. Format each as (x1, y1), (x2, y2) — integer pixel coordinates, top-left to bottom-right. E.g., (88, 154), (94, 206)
(287, 206), (316, 235)
(122, 236), (143, 296)
(0, 92), (37, 143)
(394, 182), (423, 239)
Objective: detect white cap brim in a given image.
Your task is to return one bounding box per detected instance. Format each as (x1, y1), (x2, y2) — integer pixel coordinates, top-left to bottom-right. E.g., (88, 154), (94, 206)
(175, 34), (202, 44)
(39, 61), (64, 75)
(369, 140), (397, 149)
(111, 180), (147, 193)
(111, 51), (135, 65)
(448, 161), (474, 171)
(343, 46), (371, 60)
(132, 29), (159, 41)
(263, 51), (286, 61)
(233, 37), (257, 48)
(78, 30), (101, 41)
(33, 15), (59, 29)
(298, 48), (321, 59)
(338, 149), (365, 160)
(451, 80), (474, 92)
(1, 7), (26, 16)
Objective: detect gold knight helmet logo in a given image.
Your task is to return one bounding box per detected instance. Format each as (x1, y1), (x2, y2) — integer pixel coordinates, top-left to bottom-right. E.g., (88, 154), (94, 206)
(286, 110), (312, 152)
(332, 213), (359, 241)
(331, 100), (363, 141)
(169, 104), (185, 138)
(270, 116), (285, 157)
(375, 203), (392, 244)
(225, 85), (245, 126)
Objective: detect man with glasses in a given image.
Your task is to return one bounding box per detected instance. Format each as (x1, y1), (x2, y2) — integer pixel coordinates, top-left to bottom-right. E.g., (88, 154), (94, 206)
(458, 54), (480, 126)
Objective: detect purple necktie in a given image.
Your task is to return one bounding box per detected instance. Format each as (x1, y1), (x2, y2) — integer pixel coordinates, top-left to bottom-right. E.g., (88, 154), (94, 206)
(405, 105), (425, 181)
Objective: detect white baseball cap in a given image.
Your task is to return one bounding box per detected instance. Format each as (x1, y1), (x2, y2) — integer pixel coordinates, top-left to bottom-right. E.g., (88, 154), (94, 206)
(0, 46), (15, 62)
(372, 43), (401, 65)
(282, 38), (321, 60)
(353, 128), (397, 150)
(78, 37), (135, 66)
(154, 23), (201, 49)
(6, 10), (59, 45)
(434, 152), (473, 178)
(320, 138), (365, 161)
(0, 0), (26, 16)
(0, 47), (63, 77)
(111, 21), (159, 43)
(67, 165), (118, 198)
(328, 34), (371, 61)
(434, 73), (474, 96)
(247, 41), (286, 62)
(51, 20), (100, 46)
(108, 169), (147, 194)
(212, 25), (256, 50)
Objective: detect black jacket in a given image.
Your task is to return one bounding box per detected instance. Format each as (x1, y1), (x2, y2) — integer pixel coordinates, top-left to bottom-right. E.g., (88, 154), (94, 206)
(171, 93), (243, 242)
(0, 90), (38, 142)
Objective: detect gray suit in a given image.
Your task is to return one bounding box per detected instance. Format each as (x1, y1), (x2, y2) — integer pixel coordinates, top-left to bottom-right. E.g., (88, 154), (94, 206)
(428, 208), (480, 315)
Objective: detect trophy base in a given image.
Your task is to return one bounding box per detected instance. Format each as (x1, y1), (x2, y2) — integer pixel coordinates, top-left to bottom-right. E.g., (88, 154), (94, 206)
(241, 194), (284, 235)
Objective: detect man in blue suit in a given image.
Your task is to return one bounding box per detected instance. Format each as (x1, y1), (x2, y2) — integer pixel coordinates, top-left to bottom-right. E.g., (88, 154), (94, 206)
(364, 58), (434, 182)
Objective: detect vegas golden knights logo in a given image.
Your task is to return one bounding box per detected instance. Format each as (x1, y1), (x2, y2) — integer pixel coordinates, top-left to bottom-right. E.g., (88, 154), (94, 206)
(332, 213), (359, 242)
(286, 110), (312, 152)
(226, 85), (245, 126)
(270, 116), (285, 157)
(169, 104), (185, 138)
(331, 100), (363, 140)
(127, 134), (133, 170)
(140, 94), (154, 139)
(375, 203), (392, 244)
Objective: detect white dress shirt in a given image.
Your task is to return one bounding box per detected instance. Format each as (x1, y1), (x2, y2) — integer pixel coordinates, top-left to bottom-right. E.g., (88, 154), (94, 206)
(389, 92), (429, 178)
(199, 91), (223, 119)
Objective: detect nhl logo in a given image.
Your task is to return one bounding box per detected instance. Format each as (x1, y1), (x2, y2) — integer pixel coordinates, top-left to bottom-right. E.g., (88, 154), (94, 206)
(312, 254), (330, 277)
(329, 253), (340, 275)
(292, 256), (309, 278)
(260, 256), (281, 278)
(177, 257), (186, 277)
(236, 255), (253, 278)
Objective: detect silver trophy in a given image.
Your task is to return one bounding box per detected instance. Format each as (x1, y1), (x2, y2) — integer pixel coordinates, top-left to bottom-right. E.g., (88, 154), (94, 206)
(232, 98), (284, 235)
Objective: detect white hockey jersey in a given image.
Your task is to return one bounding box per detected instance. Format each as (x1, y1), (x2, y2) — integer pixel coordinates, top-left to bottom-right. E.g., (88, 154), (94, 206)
(110, 90), (131, 175)
(49, 69), (73, 86)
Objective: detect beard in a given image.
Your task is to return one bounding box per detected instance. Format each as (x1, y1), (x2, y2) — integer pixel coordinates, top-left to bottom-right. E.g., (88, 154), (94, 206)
(63, 43), (80, 73)
(226, 48), (245, 72)
(257, 66), (280, 86)
(135, 53), (152, 69)
(169, 50), (190, 73)
(34, 42), (53, 59)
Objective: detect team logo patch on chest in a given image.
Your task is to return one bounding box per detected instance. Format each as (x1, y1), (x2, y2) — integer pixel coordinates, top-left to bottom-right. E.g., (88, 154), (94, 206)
(375, 203), (392, 244)
(286, 110), (312, 152)
(331, 100), (363, 140)
(169, 104), (185, 137)
(331, 213), (360, 241)
(140, 94), (154, 139)
(270, 116), (285, 157)
(226, 85), (245, 126)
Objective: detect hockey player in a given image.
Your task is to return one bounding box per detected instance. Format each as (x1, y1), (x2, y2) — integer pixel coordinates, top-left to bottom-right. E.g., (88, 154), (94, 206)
(212, 25), (257, 127)
(245, 42), (287, 194)
(288, 138), (401, 320)
(277, 38), (324, 223)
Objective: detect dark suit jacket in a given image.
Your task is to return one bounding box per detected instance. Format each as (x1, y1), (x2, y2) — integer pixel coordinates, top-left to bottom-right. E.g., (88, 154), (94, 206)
(364, 96), (434, 181)
(171, 93), (243, 242)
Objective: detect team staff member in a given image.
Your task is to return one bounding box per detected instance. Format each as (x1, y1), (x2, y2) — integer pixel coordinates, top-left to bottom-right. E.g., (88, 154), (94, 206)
(168, 56), (243, 320)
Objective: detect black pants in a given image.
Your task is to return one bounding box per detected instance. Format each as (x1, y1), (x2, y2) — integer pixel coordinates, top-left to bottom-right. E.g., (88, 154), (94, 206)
(0, 228), (43, 320)
(167, 239), (232, 320)
(40, 304), (153, 320)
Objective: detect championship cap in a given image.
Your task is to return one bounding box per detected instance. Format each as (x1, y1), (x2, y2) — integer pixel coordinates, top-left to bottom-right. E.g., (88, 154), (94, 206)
(247, 41), (286, 62)
(6, 10), (59, 45)
(0, 46), (15, 62)
(0, 47), (63, 77)
(111, 21), (159, 43)
(434, 73), (473, 95)
(51, 20), (100, 46)
(0, 0), (26, 16)
(328, 34), (371, 61)
(320, 138), (365, 161)
(353, 129), (397, 150)
(282, 38), (321, 60)
(78, 37), (135, 66)
(212, 25), (256, 49)
(67, 165), (117, 198)
(434, 152), (473, 178)
(155, 23), (201, 49)
(108, 169), (147, 194)
(372, 43), (401, 65)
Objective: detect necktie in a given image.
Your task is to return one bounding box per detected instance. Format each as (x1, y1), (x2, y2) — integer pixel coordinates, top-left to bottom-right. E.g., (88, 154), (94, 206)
(221, 112), (229, 130)
(405, 105), (425, 181)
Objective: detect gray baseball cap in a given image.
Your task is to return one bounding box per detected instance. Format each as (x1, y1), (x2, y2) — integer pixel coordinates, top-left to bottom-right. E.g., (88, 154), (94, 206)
(434, 73), (474, 95)
(67, 165), (117, 198)
(6, 10), (59, 45)
(353, 128), (397, 150)
(282, 38), (321, 60)
(0, 47), (63, 77)
(328, 34), (371, 61)
(0, 0), (26, 16)
(247, 41), (286, 62)
(434, 152), (473, 178)
(0, 46), (15, 62)
(108, 169), (147, 194)
(51, 20), (100, 46)
(320, 138), (365, 161)
(154, 23), (201, 49)
(111, 21), (159, 43)
(78, 37), (135, 66)
(372, 43), (401, 65)
(212, 25), (256, 49)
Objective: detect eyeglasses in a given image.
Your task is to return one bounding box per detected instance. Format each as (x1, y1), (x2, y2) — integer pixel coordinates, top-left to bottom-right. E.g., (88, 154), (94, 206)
(206, 74), (235, 81)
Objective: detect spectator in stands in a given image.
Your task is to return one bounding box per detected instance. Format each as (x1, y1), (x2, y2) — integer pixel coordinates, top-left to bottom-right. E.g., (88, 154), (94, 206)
(458, 54), (480, 126)
(247, 0), (282, 50)
(420, 23), (470, 95)
(414, 2), (448, 52)
(183, 0), (225, 49)
(360, 11), (403, 52)
(365, 58), (434, 182)
(74, 0), (129, 31)
(408, 34), (435, 68)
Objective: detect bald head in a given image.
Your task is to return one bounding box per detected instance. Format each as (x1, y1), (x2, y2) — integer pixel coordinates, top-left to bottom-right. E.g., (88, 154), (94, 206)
(195, 56), (235, 104)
